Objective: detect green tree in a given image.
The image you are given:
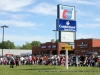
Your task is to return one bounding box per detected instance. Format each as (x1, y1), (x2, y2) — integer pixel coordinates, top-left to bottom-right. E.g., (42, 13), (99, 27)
(0, 40), (15, 49)
(15, 45), (22, 49)
(20, 41), (41, 49)
(51, 39), (55, 42)
(21, 42), (32, 49)
(51, 39), (59, 42)
(0, 42), (2, 49)
(31, 41), (41, 47)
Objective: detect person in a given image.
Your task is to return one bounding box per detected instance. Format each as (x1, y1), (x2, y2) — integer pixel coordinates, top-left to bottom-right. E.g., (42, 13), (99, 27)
(10, 55), (14, 68)
(98, 57), (100, 67)
(79, 55), (85, 66)
(15, 56), (19, 67)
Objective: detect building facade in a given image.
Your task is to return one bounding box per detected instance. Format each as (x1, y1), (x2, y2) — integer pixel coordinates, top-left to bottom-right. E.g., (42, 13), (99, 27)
(0, 49), (32, 56)
(74, 38), (100, 55)
(32, 42), (73, 55)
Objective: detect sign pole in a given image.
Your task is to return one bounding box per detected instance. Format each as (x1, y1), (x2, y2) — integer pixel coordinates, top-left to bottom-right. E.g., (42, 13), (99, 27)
(66, 50), (68, 69)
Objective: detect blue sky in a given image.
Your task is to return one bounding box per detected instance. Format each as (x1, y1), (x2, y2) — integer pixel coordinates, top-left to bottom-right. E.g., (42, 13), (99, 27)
(0, 0), (100, 46)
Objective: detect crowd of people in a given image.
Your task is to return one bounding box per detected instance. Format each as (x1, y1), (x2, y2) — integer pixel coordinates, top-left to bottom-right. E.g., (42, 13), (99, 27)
(0, 53), (100, 68)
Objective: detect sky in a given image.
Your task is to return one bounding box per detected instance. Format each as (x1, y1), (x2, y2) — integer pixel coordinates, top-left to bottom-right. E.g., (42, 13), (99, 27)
(0, 0), (100, 46)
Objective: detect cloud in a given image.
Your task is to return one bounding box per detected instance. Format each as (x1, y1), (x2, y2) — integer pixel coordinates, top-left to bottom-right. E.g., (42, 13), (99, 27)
(29, 2), (57, 16)
(78, 23), (100, 28)
(0, 11), (29, 20)
(76, 9), (87, 17)
(76, 9), (93, 17)
(0, 11), (8, 15)
(0, 20), (36, 27)
(94, 18), (100, 21)
(58, 0), (95, 5)
(0, 0), (35, 12)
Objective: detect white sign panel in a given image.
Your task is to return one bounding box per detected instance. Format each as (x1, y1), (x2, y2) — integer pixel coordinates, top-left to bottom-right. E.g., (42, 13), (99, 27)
(58, 4), (75, 20)
(61, 32), (75, 42)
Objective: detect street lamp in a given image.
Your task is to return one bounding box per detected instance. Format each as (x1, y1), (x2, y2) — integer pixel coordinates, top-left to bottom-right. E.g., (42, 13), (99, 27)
(1, 25), (9, 57)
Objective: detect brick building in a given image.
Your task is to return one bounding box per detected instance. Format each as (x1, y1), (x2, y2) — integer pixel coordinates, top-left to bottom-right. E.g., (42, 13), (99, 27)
(32, 42), (74, 55)
(74, 38), (100, 55)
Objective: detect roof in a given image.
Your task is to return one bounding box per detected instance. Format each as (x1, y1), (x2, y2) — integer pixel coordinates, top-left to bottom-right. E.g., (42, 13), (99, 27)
(76, 38), (100, 40)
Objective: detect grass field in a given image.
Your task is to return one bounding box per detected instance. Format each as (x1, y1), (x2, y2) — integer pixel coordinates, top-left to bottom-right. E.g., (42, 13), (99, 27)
(0, 65), (100, 75)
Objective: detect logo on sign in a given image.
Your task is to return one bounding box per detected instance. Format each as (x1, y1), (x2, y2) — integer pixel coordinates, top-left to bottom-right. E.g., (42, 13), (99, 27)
(66, 21), (70, 25)
(77, 42), (88, 48)
(61, 6), (73, 19)
(59, 21), (75, 29)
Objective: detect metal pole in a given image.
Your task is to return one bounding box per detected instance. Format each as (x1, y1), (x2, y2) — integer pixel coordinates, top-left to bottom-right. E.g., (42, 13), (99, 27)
(2, 27), (4, 57)
(55, 31), (57, 43)
(66, 50), (68, 69)
(55, 31), (57, 54)
(1, 25), (8, 57)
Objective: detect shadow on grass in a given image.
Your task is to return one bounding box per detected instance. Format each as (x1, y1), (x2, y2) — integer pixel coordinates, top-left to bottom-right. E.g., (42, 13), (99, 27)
(21, 68), (56, 70)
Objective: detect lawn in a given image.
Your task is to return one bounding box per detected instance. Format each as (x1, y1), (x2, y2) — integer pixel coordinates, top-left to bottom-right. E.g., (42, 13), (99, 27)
(0, 65), (100, 75)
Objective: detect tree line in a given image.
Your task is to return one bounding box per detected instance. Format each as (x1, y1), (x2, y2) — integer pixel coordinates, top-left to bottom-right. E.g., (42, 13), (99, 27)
(0, 39), (58, 50)
(0, 40), (41, 50)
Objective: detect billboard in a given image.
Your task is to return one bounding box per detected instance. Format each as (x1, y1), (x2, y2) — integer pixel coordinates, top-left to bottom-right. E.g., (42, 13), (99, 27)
(61, 32), (75, 42)
(57, 19), (76, 32)
(57, 4), (75, 20)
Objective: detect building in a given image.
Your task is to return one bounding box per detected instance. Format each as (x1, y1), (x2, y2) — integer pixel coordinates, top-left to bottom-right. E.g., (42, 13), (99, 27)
(32, 42), (74, 55)
(0, 49), (32, 56)
(74, 38), (100, 56)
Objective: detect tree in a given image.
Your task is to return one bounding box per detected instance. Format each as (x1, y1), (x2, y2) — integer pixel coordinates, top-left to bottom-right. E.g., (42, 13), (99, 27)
(15, 45), (22, 49)
(6, 40), (15, 49)
(0, 40), (41, 49)
(21, 42), (32, 49)
(20, 41), (41, 49)
(0, 42), (2, 49)
(51, 39), (55, 42)
(51, 39), (59, 42)
(56, 39), (59, 42)
(31, 41), (41, 47)
(0, 40), (15, 49)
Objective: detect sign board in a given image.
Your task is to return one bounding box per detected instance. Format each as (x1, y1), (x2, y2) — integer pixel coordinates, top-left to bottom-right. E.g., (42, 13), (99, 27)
(61, 31), (75, 42)
(77, 42), (88, 48)
(57, 19), (76, 32)
(57, 4), (76, 70)
(61, 45), (73, 50)
(57, 4), (75, 20)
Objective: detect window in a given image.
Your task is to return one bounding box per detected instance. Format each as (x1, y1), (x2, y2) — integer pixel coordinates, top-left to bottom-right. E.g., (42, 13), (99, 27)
(75, 50), (80, 53)
(93, 49), (98, 52)
(52, 45), (56, 48)
(48, 45), (51, 48)
(86, 50), (91, 52)
(41, 46), (46, 48)
(81, 50), (85, 52)
(86, 50), (89, 52)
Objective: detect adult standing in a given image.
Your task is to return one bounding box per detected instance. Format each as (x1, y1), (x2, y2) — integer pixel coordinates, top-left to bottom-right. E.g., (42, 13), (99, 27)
(10, 55), (14, 68)
(0, 56), (3, 65)
(91, 53), (97, 67)
(15, 56), (19, 67)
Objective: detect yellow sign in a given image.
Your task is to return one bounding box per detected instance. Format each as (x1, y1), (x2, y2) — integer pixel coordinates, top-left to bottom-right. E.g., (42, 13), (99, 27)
(61, 45), (73, 50)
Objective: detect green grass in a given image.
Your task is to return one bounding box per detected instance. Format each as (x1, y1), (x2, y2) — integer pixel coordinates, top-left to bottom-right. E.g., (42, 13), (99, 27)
(0, 65), (100, 75)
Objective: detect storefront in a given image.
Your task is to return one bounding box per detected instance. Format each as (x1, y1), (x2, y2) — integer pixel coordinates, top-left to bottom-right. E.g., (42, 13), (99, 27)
(74, 38), (100, 56)
(32, 42), (74, 55)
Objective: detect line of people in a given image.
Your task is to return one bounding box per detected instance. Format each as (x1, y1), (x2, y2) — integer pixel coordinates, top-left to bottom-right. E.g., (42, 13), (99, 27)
(0, 54), (100, 67)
